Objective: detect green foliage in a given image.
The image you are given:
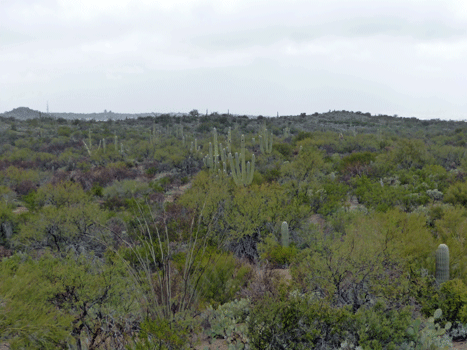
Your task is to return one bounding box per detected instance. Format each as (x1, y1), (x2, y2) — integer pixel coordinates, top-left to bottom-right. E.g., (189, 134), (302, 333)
(258, 234), (297, 267)
(90, 183), (104, 197)
(248, 292), (352, 350)
(197, 252), (252, 306)
(0, 251), (136, 349)
(405, 309), (453, 350)
(15, 182), (109, 254)
(57, 126), (72, 137)
(0, 254), (74, 349)
(7, 110), (467, 349)
(204, 298), (250, 347)
(129, 317), (192, 350)
(273, 143), (292, 158)
(354, 301), (412, 350)
(340, 151), (376, 173)
(444, 181), (467, 206)
(434, 206), (467, 284)
(292, 209), (432, 310)
(293, 131), (313, 143)
(103, 179), (153, 199)
(439, 279), (467, 324)
(262, 245), (297, 267)
(389, 138), (432, 170)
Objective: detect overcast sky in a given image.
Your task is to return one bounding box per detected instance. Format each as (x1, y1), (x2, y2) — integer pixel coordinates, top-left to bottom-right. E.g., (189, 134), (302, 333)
(1, 0), (467, 119)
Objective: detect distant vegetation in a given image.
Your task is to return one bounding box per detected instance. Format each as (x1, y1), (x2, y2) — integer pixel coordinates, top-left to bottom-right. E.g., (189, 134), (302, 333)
(1, 108), (467, 349)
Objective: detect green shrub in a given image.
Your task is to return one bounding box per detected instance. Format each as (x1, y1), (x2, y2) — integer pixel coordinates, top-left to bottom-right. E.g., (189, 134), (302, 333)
(273, 143), (293, 158)
(198, 252), (251, 306)
(129, 317), (192, 350)
(204, 298), (250, 347)
(261, 245), (297, 267)
(404, 309), (453, 350)
(247, 292), (352, 350)
(439, 279), (467, 324)
(354, 301), (412, 350)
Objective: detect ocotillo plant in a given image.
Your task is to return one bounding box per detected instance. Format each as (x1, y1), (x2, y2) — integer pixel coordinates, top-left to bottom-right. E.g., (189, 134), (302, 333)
(229, 134), (254, 186)
(281, 221), (289, 247)
(436, 244), (449, 285)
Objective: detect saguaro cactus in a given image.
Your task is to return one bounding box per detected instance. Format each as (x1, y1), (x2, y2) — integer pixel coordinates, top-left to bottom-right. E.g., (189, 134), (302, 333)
(281, 221), (289, 247)
(213, 127), (219, 159)
(229, 134), (255, 186)
(259, 127), (273, 154)
(436, 244), (450, 285)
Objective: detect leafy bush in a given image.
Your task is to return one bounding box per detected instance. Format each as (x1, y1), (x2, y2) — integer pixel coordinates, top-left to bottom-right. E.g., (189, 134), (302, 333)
(204, 298), (250, 347)
(258, 235), (298, 267)
(439, 279), (467, 324)
(129, 317), (193, 350)
(248, 292), (352, 350)
(273, 143), (293, 158)
(198, 252), (252, 306)
(354, 301), (412, 350)
(404, 309), (453, 350)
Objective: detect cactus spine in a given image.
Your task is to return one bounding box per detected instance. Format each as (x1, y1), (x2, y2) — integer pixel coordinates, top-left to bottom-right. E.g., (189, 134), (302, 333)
(436, 244), (449, 285)
(281, 221), (289, 247)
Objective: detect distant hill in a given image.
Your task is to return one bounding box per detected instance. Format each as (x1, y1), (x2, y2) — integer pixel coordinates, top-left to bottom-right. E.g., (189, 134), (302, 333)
(2, 107), (53, 120)
(0, 107), (186, 121)
(51, 111), (162, 121)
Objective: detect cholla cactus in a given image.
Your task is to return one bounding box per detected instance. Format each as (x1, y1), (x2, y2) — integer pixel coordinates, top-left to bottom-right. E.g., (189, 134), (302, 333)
(436, 244), (449, 285)
(229, 134), (254, 186)
(281, 221), (289, 247)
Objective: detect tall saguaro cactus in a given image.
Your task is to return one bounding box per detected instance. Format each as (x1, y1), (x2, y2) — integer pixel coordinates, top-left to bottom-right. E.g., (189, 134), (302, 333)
(436, 244), (450, 285)
(229, 134), (255, 186)
(213, 127), (219, 159)
(281, 221), (289, 247)
(259, 127), (273, 154)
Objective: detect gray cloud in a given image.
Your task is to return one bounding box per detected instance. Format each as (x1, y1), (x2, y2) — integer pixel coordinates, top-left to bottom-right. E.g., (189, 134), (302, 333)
(1, 0), (467, 119)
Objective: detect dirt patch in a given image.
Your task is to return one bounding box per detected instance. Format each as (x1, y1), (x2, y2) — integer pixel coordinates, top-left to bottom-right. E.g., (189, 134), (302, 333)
(194, 337), (230, 350)
(164, 182), (192, 203)
(12, 206), (28, 214)
(454, 340), (467, 350)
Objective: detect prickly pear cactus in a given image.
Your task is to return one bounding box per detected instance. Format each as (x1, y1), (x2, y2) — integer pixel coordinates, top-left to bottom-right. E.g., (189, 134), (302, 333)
(436, 244), (449, 285)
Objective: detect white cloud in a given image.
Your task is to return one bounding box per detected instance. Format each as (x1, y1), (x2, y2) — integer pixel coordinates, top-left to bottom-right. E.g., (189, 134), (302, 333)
(416, 40), (467, 60)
